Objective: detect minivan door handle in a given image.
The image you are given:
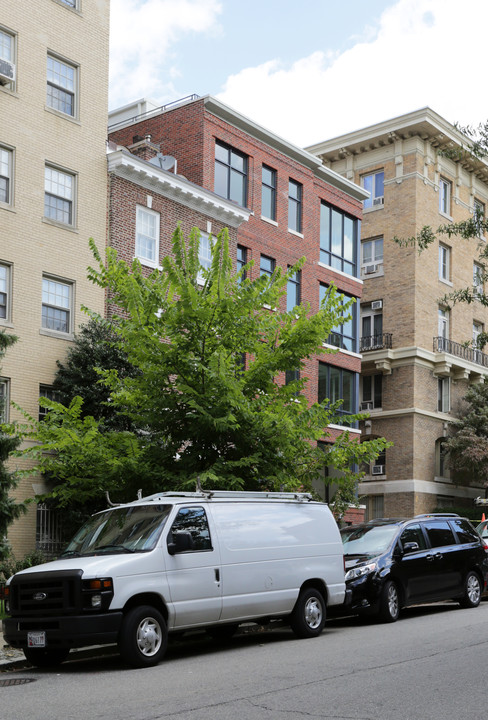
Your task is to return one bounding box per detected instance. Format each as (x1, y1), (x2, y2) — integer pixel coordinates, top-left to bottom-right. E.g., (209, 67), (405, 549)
(426, 554), (434, 562)
(434, 552), (443, 560)
(215, 568), (220, 583)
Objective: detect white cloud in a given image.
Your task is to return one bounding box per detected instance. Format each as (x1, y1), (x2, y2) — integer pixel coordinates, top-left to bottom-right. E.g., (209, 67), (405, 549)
(109, 0), (222, 109)
(217, 0), (488, 147)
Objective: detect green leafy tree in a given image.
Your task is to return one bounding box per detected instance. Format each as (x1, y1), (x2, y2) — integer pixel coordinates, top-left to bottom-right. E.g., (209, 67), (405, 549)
(9, 226), (390, 514)
(0, 332), (27, 562)
(445, 380), (488, 486)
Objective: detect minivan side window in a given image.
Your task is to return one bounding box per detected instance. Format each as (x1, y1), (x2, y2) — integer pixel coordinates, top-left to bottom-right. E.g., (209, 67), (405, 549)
(169, 507), (212, 551)
(423, 520), (456, 548)
(451, 518), (479, 544)
(400, 524), (426, 550)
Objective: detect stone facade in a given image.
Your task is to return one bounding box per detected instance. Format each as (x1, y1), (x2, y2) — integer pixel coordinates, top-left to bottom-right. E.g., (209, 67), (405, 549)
(0, 0), (110, 554)
(308, 108), (488, 519)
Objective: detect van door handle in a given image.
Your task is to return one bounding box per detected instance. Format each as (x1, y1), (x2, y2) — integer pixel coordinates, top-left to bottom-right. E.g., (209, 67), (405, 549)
(426, 554), (434, 561)
(434, 552), (443, 560)
(215, 568), (220, 583)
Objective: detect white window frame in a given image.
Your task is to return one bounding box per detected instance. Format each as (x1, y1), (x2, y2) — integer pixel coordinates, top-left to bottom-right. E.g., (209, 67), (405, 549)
(46, 53), (78, 119)
(439, 177), (452, 217)
(44, 164), (76, 227)
(135, 205), (159, 267)
(0, 377), (9, 423)
(361, 237), (383, 276)
(41, 275), (73, 336)
(0, 26), (16, 92)
(438, 243), (451, 282)
(0, 145), (13, 207)
(362, 170), (384, 210)
(474, 199), (485, 239)
(438, 307), (449, 339)
(437, 377), (450, 413)
(197, 232), (212, 284)
(473, 262), (484, 298)
(0, 262), (12, 322)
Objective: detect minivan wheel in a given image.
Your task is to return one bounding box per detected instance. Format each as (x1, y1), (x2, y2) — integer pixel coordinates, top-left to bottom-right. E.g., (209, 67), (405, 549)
(459, 571), (481, 609)
(379, 580), (400, 622)
(118, 605), (168, 668)
(23, 647), (70, 668)
(290, 587), (326, 638)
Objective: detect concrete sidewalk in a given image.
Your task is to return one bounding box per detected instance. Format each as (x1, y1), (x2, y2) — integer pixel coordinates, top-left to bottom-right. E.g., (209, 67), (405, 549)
(0, 628), (26, 667)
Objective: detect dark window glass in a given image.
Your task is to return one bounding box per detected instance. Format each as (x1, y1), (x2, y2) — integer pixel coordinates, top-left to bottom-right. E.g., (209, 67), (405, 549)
(320, 284), (357, 352)
(169, 507), (212, 551)
(400, 524), (426, 550)
(260, 254), (275, 278)
(451, 518), (479, 544)
(237, 245), (247, 280)
(39, 385), (62, 422)
(288, 179), (302, 232)
(320, 202), (358, 276)
(287, 269), (301, 312)
(424, 520), (456, 548)
(261, 165), (276, 220)
(214, 141), (247, 207)
(318, 362), (357, 422)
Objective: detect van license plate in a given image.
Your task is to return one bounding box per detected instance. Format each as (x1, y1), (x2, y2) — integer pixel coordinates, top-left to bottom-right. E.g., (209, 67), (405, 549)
(27, 631), (46, 647)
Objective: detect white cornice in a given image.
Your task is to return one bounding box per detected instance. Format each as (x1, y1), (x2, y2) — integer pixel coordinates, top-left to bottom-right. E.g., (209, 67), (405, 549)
(107, 149), (251, 228)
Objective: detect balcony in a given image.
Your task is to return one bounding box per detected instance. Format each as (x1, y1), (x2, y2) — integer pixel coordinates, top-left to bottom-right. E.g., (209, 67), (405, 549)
(433, 337), (488, 369)
(360, 333), (393, 353)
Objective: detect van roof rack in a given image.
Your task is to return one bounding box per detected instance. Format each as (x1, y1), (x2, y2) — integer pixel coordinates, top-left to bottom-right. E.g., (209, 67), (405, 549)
(413, 513), (460, 518)
(137, 490), (314, 503)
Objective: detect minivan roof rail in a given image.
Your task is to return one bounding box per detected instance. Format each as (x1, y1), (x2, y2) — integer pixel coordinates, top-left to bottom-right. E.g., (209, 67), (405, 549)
(138, 490), (314, 503)
(413, 513), (460, 518)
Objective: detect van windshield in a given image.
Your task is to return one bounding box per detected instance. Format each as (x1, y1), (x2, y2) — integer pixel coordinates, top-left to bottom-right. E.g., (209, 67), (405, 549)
(342, 524), (399, 557)
(60, 505), (171, 557)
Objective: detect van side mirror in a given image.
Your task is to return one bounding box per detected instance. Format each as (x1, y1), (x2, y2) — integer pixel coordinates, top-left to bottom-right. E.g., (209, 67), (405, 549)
(403, 541), (419, 554)
(167, 531), (195, 555)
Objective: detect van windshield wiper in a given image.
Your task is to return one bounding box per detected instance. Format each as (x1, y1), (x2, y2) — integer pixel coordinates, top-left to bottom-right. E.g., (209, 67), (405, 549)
(94, 544), (135, 554)
(58, 549), (81, 558)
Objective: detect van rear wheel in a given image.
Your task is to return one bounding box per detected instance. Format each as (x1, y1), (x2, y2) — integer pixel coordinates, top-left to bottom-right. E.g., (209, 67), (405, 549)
(459, 571), (481, 608)
(118, 605), (168, 668)
(290, 587), (326, 638)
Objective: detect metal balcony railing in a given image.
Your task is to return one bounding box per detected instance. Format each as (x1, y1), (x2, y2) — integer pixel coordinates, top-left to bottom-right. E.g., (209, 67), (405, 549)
(360, 333), (393, 353)
(433, 336), (488, 368)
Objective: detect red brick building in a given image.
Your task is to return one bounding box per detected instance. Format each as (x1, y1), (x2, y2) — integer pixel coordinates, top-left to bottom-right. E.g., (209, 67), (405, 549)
(107, 94), (367, 504)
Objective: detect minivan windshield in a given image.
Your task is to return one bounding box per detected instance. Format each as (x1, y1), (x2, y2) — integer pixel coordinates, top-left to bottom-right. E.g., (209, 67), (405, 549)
(342, 524), (399, 557)
(60, 505), (171, 557)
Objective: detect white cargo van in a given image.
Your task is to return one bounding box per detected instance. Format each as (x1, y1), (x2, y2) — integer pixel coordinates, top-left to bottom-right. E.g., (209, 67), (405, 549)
(3, 490), (346, 668)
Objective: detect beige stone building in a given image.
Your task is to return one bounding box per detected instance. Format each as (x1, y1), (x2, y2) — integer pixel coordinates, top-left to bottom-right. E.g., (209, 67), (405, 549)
(308, 108), (488, 519)
(0, 0), (110, 555)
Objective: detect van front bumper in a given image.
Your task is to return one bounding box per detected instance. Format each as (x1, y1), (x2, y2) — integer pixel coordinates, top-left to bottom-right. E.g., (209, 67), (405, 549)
(2, 611), (123, 650)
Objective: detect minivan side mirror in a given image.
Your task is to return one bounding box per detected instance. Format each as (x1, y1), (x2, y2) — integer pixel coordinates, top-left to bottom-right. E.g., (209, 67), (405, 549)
(167, 531), (195, 555)
(403, 541), (419, 554)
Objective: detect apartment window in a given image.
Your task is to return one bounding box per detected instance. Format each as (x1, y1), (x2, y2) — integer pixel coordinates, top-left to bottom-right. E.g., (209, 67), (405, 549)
(42, 276), (72, 334)
(47, 55), (76, 117)
(197, 232), (212, 283)
(318, 363), (356, 421)
(435, 438), (450, 479)
(214, 141), (247, 207)
(288, 180), (302, 233)
(473, 262), (484, 298)
(44, 165), (75, 225)
(59, 0), (77, 8)
(260, 254), (275, 279)
(0, 378), (9, 423)
(39, 385), (62, 422)
(0, 28), (16, 91)
(474, 199), (485, 238)
(439, 244), (451, 282)
(361, 236), (383, 276)
(320, 284), (357, 352)
(361, 374), (382, 410)
(361, 304), (383, 350)
(437, 377), (450, 413)
(362, 170), (384, 209)
(261, 165), (276, 221)
(438, 307), (449, 339)
(473, 321), (484, 347)
(285, 369), (300, 397)
(366, 495), (385, 521)
(320, 202), (358, 276)
(135, 206), (159, 266)
(0, 146), (13, 205)
(439, 177), (451, 216)
(0, 263), (11, 321)
(236, 245), (247, 280)
(287, 269), (301, 312)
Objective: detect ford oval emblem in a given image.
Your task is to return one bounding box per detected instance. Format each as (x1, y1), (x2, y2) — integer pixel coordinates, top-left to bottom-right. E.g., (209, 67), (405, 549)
(33, 592), (47, 601)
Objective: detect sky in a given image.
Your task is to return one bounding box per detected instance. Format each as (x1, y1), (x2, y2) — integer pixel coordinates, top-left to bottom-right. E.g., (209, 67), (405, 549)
(109, 0), (488, 148)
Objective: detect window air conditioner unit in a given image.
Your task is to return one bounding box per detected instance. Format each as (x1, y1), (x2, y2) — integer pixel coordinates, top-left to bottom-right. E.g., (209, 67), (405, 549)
(373, 197), (384, 206)
(371, 300), (383, 310)
(0, 58), (15, 85)
(360, 401), (374, 411)
(372, 464), (385, 475)
(364, 264), (378, 274)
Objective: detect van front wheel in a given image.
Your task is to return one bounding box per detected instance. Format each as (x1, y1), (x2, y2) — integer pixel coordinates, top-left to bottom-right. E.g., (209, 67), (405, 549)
(290, 587), (326, 638)
(118, 605), (168, 668)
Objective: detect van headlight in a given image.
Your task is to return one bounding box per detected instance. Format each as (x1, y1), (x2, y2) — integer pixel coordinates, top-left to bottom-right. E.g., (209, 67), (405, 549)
(345, 562), (377, 582)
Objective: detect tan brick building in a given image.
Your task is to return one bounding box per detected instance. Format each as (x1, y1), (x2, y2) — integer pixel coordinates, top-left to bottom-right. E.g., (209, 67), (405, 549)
(0, 0), (110, 555)
(308, 108), (488, 519)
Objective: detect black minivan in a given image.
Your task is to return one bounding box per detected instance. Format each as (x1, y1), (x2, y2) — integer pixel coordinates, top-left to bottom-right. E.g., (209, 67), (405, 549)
(341, 514), (488, 622)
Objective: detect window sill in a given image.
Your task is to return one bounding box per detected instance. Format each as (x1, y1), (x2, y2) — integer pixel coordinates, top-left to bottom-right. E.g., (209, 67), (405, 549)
(322, 342), (361, 359)
(261, 216), (278, 227)
(0, 202), (15, 213)
(439, 211), (453, 222)
(134, 256), (160, 270)
(439, 278), (453, 287)
(0, 85), (18, 98)
(40, 328), (74, 341)
(318, 261), (361, 283)
(42, 217), (79, 233)
(0, 320), (14, 329)
(45, 106), (81, 125)
(363, 205), (384, 214)
(288, 228), (304, 238)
